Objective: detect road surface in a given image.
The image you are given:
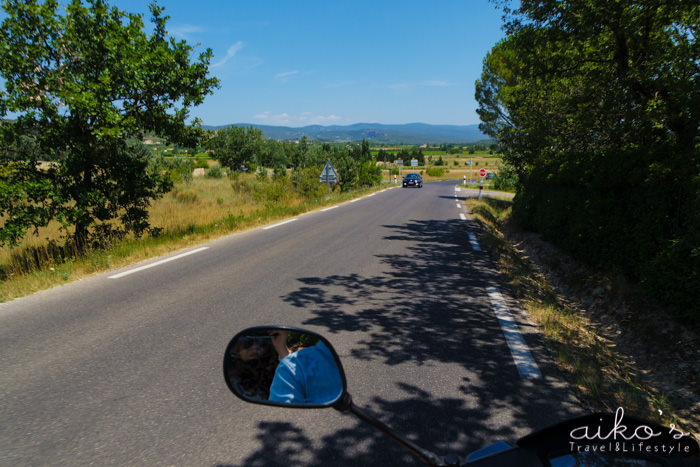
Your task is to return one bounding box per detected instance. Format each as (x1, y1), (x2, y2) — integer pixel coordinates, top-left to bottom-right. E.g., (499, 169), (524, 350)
(1, 181), (580, 466)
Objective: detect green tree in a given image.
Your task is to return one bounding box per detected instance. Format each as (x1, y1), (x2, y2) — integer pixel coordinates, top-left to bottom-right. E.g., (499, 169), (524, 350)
(330, 149), (357, 191)
(411, 148), (425, 165)
(209, 126), (263, 173)
(291, 136), (311, 169)
(477, 0), (700, 319)
(0, 0), (218, 250)
(478, 0), (700, 172)
(258, 139), (289, 170)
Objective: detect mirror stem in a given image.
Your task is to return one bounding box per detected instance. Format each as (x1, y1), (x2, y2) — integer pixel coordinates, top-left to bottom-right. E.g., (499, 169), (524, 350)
(334, 393), (445, 466)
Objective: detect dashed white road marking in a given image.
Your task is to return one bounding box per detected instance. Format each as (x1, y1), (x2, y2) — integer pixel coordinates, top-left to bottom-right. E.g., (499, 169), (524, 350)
(468, 232), (481, 251)
(486, 286), (542, 379)
(108, 247), (209, 279)
(262, 218), (298, 230)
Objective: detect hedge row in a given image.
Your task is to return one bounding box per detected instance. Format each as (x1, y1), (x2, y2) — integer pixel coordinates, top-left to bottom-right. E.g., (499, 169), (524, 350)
(512, 146), (699, 323)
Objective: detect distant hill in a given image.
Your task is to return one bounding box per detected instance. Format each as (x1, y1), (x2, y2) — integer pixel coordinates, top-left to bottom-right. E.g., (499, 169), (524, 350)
(203, 122), (490, 145)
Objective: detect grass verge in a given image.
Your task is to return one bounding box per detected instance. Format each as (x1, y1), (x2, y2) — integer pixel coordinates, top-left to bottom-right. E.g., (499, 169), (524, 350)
(466, 197), (696, 438)
(0, 177), (391, 302)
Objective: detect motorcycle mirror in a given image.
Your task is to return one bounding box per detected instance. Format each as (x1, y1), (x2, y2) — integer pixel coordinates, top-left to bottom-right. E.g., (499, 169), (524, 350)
(223, 326), (347, 408)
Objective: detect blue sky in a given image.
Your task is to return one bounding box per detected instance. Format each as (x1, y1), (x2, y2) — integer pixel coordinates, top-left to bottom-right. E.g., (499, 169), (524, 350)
(7, 1), (508, 127)
(140, 0), (508, 127)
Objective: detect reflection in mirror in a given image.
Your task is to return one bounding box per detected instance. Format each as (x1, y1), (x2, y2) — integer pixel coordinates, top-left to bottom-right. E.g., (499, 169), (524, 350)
(223, 327), (345, 407)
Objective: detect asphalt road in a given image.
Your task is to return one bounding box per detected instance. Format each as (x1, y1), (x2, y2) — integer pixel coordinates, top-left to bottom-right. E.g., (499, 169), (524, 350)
(1, 181), (582, 466)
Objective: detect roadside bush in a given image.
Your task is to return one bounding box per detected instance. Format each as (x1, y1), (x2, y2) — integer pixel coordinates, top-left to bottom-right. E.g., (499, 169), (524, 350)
(492, 164), (518, 192)
(155, 156), (193, 183)
(356, 160), (382, 187)
(231, 175), (258, 195)
(255, 178), (291, 204)
(194, 158), (209, 169)
(205, 164), (224, 178)
(292, 166), (325, 198)
(272, 167), (288, 180)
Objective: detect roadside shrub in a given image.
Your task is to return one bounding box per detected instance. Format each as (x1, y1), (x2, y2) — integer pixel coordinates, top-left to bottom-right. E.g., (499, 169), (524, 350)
(356, 160), (382, 187)
(492, 163), (518, 192)
(194, 158), (209, 169)
(205, 164), (224, 178)
(272, 167), (288, 180)
(255, 178), (291, 204)
(426, 167), (444, 177)
(155, 156), (193, 183)
(231, 176), (258, 195)
(292, 166), (325, 198)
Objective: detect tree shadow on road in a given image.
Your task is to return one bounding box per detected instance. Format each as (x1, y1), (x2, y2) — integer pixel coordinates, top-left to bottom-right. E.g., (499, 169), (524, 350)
(220, 218), (582, 466)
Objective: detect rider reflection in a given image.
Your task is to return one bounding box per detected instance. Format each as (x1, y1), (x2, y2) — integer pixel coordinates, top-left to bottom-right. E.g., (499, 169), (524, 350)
(267, 332), (343, 404)
(226, 336), (278, 400)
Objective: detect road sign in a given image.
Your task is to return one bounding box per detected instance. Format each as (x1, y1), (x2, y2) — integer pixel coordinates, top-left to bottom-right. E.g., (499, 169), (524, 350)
(320, 161), (338, 183)
(411, 159), (418, 167)
(479, 168), (487, 177)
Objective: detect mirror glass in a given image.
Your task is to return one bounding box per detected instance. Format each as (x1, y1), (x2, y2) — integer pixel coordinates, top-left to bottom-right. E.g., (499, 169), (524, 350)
(223, 327), (346, 407)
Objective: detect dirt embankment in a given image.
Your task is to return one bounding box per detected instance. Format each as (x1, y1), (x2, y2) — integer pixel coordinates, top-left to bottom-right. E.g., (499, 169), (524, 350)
(505, 229), (700, 440)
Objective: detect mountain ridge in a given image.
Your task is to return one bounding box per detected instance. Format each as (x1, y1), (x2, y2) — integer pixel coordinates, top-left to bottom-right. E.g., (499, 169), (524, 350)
(202, 122), (490, 145)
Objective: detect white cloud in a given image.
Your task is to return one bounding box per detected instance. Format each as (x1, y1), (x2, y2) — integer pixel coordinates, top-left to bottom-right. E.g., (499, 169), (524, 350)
(275, 70), (300, 82)
(388, 82), (412, 91)
(168, 24), (203, 40)
(422, 80), (451, 87)
(213, 41), (245, 68)
(299, 112), (342, 125)
(388, 79), (452, 91)
(255, 111), (292, 125)
(324, 80), (357, 89)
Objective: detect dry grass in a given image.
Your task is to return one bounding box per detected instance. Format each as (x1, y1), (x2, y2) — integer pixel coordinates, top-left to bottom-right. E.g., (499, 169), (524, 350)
(465, 197), (697, 438)
(0, 173), (387, 301)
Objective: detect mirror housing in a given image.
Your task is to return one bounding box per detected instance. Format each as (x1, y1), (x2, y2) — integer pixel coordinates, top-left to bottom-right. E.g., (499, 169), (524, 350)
(223, 326), (347, 408)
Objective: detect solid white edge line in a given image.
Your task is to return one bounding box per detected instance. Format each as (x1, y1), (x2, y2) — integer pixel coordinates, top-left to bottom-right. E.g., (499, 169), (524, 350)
(321, 206), (339, 212)
(468, 232), (482, 251)
(486, 286), (543, 380)
(459, 213), (467, 221)
(108, 247), (209, 279)
(262, 218), (298, 230)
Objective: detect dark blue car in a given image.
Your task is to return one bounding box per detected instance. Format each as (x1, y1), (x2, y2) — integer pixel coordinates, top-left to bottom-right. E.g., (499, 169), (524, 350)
(402, 173), (423, 188)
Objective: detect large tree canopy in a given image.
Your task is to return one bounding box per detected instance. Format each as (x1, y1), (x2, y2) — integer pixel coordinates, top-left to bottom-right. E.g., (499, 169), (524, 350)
(0, 0), (219, 249)
(477, 0), (700, 318)
(478, 0), (700, 171)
